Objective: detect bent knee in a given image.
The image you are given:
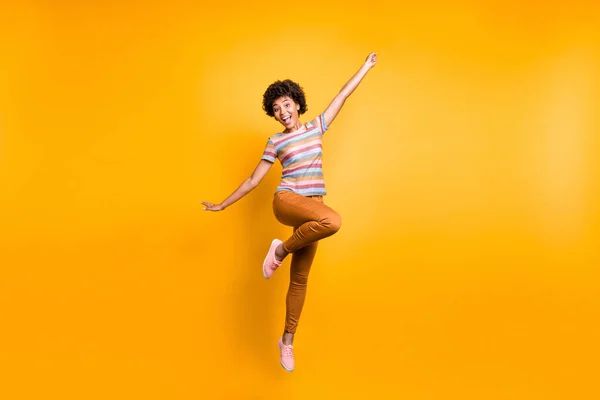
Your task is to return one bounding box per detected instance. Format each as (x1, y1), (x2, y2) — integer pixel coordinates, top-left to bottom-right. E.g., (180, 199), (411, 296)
(323, 212), (342, 234)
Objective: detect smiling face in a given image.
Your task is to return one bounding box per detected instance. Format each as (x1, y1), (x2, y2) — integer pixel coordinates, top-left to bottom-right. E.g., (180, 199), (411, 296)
(272, 96), (302, 132)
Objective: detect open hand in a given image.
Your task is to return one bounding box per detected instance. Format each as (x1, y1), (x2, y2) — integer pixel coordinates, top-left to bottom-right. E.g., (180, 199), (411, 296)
(202, 201), (223, 211)
(365, 52), (377, 68)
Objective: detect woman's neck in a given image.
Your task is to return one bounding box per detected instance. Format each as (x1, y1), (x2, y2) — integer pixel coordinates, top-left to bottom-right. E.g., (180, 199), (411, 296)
(283, 121), (302, 133)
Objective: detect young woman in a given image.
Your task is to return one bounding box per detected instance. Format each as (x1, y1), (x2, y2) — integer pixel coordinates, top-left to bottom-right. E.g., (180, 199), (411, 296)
(202, 52), (377, 372)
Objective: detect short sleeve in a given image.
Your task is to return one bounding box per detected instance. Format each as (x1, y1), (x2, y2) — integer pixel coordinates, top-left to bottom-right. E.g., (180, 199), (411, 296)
(261, 138), (276, 163)
(316, 113), (329, 135)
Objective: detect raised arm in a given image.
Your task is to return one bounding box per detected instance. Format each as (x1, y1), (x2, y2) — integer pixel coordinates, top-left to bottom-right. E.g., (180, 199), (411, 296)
(202, 159), (273, 211)
(323, 52), (377, 127)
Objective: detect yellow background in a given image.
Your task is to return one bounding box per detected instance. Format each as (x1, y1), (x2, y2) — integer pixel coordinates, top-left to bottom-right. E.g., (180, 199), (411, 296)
(1, 1), (599, 398)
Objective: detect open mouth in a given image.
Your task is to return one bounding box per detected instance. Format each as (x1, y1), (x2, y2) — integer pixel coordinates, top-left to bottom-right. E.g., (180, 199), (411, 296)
(282, 116), (291, 123)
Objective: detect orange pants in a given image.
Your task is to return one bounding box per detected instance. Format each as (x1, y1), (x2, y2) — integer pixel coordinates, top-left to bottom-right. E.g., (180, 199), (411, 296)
(272, 190), (342, 334)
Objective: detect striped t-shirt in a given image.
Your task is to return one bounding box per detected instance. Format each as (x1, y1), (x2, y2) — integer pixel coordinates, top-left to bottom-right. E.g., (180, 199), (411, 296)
(261, 113), (329, 196)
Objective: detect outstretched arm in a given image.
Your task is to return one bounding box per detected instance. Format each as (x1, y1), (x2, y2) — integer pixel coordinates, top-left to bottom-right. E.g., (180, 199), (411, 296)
(323, 52), (377, 127)
(202, 159), (273, 211)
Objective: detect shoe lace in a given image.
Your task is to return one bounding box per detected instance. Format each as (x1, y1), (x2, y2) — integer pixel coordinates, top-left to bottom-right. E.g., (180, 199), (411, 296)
(283, 345), (294, 357)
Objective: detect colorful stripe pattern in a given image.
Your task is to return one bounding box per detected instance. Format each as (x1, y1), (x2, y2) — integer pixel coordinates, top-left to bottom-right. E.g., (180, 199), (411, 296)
(262, 113), (329, 196)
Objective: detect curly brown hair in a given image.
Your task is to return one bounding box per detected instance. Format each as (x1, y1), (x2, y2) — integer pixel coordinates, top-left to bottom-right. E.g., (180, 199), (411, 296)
(262, 79), (308, 117)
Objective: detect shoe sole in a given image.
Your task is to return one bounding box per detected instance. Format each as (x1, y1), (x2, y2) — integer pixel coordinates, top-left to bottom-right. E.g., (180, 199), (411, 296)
(280, 360), (293, 372)
(262, 239), (280, 279)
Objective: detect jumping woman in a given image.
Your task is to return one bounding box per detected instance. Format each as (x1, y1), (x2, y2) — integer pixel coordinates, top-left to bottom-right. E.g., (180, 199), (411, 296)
(202, 52), (378, 372)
